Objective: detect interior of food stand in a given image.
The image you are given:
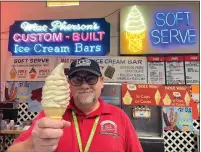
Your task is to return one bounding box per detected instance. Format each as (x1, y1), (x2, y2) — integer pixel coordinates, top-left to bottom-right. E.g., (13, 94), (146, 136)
(0, 1), (200, 152)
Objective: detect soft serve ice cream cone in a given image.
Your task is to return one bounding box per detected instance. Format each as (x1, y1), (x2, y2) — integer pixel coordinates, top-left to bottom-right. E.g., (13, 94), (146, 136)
(125, 5), (146, 53)
(41, 63), (70, 120)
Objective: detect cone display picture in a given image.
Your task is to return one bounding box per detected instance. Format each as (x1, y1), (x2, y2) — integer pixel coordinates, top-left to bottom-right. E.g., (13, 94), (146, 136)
(154, 89), (161, 105)
(123, 91), (132, 105)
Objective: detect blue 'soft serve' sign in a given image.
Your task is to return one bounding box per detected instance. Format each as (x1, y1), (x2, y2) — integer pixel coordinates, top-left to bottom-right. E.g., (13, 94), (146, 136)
(150, 11), (197, 47)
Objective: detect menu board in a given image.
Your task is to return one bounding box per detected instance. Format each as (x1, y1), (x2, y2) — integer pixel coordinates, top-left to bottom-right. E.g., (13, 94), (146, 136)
(165, 56), (185, 84)
(122, 83), (191, 107)
(57, 56), (147, 83)
(6, 56), (56, 81)
(147, 56), (165, 84)
(184, 55), (199, 84)
(163, 107), (193, 132)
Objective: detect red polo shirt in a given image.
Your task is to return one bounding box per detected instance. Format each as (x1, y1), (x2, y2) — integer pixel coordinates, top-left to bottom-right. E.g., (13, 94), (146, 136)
(14, 97), (143, 152)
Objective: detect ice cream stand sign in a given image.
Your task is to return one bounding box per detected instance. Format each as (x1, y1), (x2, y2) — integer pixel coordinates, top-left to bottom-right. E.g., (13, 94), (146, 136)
(120, 5), (199, 54)
(57, 56), (147, 83)
(8, 18), (110, 56)
(6, 56), (56, 81)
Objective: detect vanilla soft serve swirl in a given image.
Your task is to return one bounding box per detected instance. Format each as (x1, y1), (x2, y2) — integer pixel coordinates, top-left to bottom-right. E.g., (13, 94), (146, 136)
(125, 5), (146, 33)
(41, 63), (70, 108)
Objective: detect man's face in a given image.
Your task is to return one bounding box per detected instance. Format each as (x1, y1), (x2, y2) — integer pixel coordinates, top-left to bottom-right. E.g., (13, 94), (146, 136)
(69, 71), (104, 105)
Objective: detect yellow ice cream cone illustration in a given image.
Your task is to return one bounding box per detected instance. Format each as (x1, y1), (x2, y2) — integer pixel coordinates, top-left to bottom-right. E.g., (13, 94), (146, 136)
(125, 5), (146, 53)
(154, 89), (161, 105)
(184, 92), (191, 106)
(163, 94), (172, 105)
(123, 91), (132, 105)
(10, 66), (17, 79)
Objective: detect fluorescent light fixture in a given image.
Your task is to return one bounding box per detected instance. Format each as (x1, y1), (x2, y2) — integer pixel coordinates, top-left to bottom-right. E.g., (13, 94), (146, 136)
(47, 0), (79, 7)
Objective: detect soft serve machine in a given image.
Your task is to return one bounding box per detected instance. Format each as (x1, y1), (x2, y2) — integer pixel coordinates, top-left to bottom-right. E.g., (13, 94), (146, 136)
(101, 83), (164, 152)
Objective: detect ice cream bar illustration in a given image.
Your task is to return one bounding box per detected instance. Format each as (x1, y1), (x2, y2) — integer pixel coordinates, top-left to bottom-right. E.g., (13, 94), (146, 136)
(10, 66), (17, 79)
(41, 63), (70, 120)
(29, 67), (37, 79)
(123, 91), (132, 105)
(104, 66), (115, 79)
(125, 5), (146, 52)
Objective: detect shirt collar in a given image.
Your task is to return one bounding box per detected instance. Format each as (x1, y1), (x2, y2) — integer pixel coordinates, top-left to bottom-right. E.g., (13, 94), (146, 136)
(67, 97), (111, 117)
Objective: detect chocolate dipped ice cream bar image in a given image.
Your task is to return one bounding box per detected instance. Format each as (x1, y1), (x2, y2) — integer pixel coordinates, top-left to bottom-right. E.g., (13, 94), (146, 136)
(104, 65), (115, 79)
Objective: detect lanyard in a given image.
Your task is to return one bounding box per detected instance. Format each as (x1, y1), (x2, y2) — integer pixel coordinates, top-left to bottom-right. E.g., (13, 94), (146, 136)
(72, 111), (100, 152)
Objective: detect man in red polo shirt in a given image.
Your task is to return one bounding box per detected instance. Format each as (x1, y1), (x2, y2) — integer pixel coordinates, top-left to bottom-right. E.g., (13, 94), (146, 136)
(7, 58), (143, 152)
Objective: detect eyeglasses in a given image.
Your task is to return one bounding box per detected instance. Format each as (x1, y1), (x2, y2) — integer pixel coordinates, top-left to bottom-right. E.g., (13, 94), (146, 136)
(69, 75), (99, 86)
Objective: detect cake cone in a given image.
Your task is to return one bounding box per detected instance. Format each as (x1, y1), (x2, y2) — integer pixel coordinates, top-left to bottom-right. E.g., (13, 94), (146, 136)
(43, 107), (66, 120)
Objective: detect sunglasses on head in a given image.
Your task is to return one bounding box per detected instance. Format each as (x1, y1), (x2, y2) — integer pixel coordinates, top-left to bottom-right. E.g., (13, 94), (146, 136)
(69, 74), (99, 86)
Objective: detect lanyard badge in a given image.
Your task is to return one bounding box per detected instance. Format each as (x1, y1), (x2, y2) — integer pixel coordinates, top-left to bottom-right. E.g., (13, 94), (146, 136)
(72, 111), (100, 152)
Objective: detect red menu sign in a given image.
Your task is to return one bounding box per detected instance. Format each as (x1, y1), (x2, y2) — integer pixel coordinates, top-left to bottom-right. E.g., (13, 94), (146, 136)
(122, 83), (191, 107)
(162, 85), (191, 107)
(122, 84), (161, 106)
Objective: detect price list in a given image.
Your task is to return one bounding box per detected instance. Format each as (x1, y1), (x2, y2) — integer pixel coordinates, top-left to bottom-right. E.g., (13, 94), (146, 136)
(165, 56), (185, 84)
(185, 55), (199, 84)
(147, 56), (165, 84)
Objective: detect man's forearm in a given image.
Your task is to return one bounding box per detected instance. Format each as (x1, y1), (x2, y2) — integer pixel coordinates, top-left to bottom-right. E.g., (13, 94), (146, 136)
(7, 138), (34, 152)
